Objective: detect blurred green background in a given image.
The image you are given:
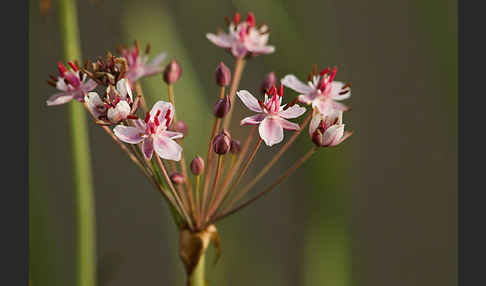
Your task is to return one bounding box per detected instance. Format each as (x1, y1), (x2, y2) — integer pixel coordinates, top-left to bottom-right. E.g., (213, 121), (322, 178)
(29, 0), (457, 285)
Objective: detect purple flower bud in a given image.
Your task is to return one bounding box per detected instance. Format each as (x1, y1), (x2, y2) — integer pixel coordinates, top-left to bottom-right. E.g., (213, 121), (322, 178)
(215, 62), (231, 86)
(260, 72), (276, 95)
(190, 156), (205, 175)
(170, 172), (185, 185)
(213, 96), (231, 118)
(163, 60), (182, 84)
(213, 130), (231, 155)
(230, 139), (242, 154)
(174, 120), (187, 136)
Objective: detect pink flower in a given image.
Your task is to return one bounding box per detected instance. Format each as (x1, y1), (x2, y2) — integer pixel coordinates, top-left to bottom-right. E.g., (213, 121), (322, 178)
(281, 66), (351, 116)
(46, 61), (97, 106)
(85, 78), (133, 123)
(237, 85), (306, 146)
(113, 101), (183, 161)
(206, 12), (275, 58)
(309, 109), (352, 147)
(121, 45), (167, 82)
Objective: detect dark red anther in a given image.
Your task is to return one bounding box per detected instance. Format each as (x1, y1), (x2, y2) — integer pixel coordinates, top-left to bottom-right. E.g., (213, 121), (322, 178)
(49, 74), (58, 81)
(112, 96), (120, 106)
(144, 112), (151, 123)
(58, 61), (67, 77)
(234, 12), (241, 25)
(339, 89), (350, 95)
(127, 114), (139, 120)
(283, 97), (299, 110)
(68, 61), (78, 71)
(247, 12), (255, 27)
(164, 109), (171, 128)
(278, 84), (283, 97)
(319, 67), (330, 76)
(150, 124), (156, 134)
(329, 66), (337, 82)
(313, 64), (317, 76)
(154, 110), (161, 126)
(258, 99), (265, 110)
(104, 103), (111, 110)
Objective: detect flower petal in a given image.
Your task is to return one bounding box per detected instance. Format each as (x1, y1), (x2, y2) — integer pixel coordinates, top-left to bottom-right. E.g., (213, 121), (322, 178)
(149, 52), (167, 67)
(116, 78), (133, 101)
(46, 92), (73, 106)
(323, 124), (344, 146)
(154, 135), (182, 161)
(259, 117), (284, 146)
(237, 90), (262, 112)
(85, 92), (107, 117)
(82, 79), (98, 93)
(113, 125), (144, 144)
(249, 45), (275, 55)
(331, 81), (351, 101)
(142, 136), (154, 160)
(276, 117), (300, 131)
(281, 74), (315, 95)
(240, 113), (266, 126)
(278, 104), (307, 119)
(107, 101), (131, 123)
(163, 130), (184, 140)
(150, 101), (173, 124)
(206, 33), (234, 48)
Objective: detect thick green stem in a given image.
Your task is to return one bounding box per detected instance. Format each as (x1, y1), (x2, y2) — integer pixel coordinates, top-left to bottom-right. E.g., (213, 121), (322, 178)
(188, 253), (206, 286)
(57, 1), (96, 286)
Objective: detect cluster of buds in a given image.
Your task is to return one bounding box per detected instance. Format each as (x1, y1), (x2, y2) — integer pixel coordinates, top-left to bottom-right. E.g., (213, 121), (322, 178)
(46, 13), (355, 276)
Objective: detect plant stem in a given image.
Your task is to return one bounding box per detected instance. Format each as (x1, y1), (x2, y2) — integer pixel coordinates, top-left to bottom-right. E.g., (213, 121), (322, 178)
(222, 58), (246, 129)
(188, 253), (206, 286)
(57, 0), (96, 286)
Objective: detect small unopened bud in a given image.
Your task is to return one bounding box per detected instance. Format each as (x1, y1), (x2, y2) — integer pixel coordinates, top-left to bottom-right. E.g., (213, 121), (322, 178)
(170, 172), (185, 185)
(213, 96), (231, 118)
(230, 139), (242, 154)
(163, 60), (182, 84)
(190, 156), (205, 175)
(260, 72), (276, 95)
(213, 130), (231, 155)
(215, 62), (231, 86)
(174, 120), (187, 136)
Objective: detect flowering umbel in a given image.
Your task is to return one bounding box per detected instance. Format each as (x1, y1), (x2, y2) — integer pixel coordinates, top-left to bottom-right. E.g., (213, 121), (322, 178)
(206, 12), (275, 58)
(46, 11), (355, 285)
(46, 61), (97, 106)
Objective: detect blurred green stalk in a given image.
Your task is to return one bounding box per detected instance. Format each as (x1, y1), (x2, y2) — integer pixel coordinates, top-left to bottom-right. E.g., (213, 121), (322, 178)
(190, 254), (206, 286)
(57, 1), (97, 286)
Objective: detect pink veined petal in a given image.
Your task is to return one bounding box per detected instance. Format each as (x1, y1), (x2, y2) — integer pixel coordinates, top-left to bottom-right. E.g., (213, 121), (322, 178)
(297, 94), (316, 105)
(150, 101), (173, 123)
(142, 136), (154, 160)
(281, 74), (315, 95)
(107, 101), (131, 123)
(82, 79), (98, 92)
(331, 81), (351, 101)
(154, 135), (182, 161)
(323, 124), (345, 146)
(163, 130), (184, 140)
(148, 52), (167, 67)
(259, 117), (284, 146)
(132, 119), (146, 130)
(278, 104), (307, 119)
(331, 130), (353, 146)
(116, 78), (133, 101)
(113, 125), (144, 144)
(206, 33), (234, 48)
(231, 42), (248, 58)
(46, 92), (73, 106)
(56, 78), (68, 91)
(237, 90), (263, 112)
(240, 113), (266, 126)
(249, 45), (275, 55)
(331, 100), (350, 111)
(140, 65), (164, 78)
(276, 117), (300, 131)
(308, 111), (323, 136)
(85, 92), (107, 118)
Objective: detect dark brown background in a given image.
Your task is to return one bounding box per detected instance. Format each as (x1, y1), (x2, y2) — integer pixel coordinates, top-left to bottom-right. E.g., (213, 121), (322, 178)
(30, 0), (457, 285)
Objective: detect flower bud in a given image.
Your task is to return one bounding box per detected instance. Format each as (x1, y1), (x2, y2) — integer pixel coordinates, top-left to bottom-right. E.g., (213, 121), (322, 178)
(215, 62), (231, 86)
(260, 72), (276, 95)
(170, 172), (185, 185)
(213, 96), (231, 118)
(190, 156), (205, 175)
(213, 130), (231, 155)
(163, 60), (182, 84)
(230, 139), (242, 154)
(174, 120), (187, 136)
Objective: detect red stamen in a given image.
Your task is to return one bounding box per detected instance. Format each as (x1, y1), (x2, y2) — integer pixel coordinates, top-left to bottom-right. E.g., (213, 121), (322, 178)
(234, 12), (240, 25)
(104, 103), (111, 110)
(58, 61), (67, 77)
(112, 96), (120, 106)
(278, 84), (283, 97)
(329, 66), (337, 82)
(247, 12), (255, 27)
(319, 67), (330, 76)
(144, 112), (151, 123)
(164, 109), (171, 128)
(68, 61), (78, 71)
(150, 124), (156, 134)
(127, 114), (139, 120)
(154, 110), (161, 126)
